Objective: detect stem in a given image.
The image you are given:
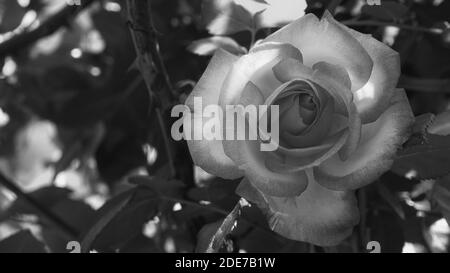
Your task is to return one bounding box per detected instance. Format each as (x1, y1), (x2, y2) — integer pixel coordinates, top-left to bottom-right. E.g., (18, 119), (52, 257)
(342, 20), (443, 34)
(125, 0), (177, 177)
(0, 171), (78, 239)
(155, 108), (176, 177)
(0, 0), (98, 58)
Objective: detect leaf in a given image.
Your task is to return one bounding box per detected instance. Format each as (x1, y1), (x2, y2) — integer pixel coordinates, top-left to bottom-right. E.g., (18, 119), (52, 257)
(392, 134), (450, 179)
(128, 165), (185, 199)
(254, 0), (306, 29)
(202, 0), (255, 35)
(0, 186), (72, 221)
(81, 189), (134, 253)
(203, 0), (307, 34)
(41, 199), (96, 252)
(128, 176), (185, 199)
(376, 182), (405, 220)
(429, 110), (450, 136)
(89, 187), (159, 251)
(431, 177), (450, 225)
(196, 198), (249, 253)
(0, 230), (47, 253)
(187, 177), (239, 203)
(403, 113), (435, 147)
(361, 1), (409, 22)
(188, 36), (247, 56)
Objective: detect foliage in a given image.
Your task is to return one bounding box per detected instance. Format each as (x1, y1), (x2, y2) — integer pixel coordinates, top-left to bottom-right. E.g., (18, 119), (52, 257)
(0, 0), (449, 253)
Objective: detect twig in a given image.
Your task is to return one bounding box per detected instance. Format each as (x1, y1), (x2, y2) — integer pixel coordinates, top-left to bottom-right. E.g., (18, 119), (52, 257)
(125, 0), (176, 177)
(0, 0), (98, 58)
(0, 171), (78, 239)
(342, 20), (443, 34)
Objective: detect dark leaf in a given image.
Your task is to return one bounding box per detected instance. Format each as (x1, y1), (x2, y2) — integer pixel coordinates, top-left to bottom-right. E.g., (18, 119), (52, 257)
(431, 177), (450, 225)
(91, 187), (159, 251)
(0, 186), (72, 221)
(403, 113), (435, 147)
(128, 176), (184, 199)
(361, 1), (409, 22)
(41, 199), (96, 252)
(81, 189), (134, 252)
(376, 182), (405, 220)
(0, 230), (47, 253)
(399, 76), (450, 93)
(392, 134), (450, 179)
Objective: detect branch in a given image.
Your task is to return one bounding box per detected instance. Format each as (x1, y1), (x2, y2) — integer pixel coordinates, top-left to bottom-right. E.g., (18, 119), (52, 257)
(0, 0), (98, 58)
(0, 171), (78, 240)
(342, 20), (443, 34)
(125, 0), (176, 177)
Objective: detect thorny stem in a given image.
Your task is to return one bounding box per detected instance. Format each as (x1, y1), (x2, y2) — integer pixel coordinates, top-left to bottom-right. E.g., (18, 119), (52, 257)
(125, 0), (176, 177)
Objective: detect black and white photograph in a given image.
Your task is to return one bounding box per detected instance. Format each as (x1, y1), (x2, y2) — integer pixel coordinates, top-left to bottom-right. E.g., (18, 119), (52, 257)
(0, 0), (449, 261)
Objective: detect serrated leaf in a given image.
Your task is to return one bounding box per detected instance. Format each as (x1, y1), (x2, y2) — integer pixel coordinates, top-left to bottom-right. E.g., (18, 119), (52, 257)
(0, 230), (47, 253)
(392, 134), (450, 179)
(188, 36), (247, 56)
(196, 198), (249, 253)
(402, 113), (434, 148)
(361, 1), (409, 22)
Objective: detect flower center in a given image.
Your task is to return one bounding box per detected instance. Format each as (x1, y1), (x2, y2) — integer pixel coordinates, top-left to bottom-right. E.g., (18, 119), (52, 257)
(276, 90), (318, 135)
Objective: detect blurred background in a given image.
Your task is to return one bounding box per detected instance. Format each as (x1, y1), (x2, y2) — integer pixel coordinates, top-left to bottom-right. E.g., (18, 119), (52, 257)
(0, 0), (449, 253)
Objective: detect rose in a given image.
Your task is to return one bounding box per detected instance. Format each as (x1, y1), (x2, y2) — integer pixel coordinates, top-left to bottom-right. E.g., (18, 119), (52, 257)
(184, 11), (414, 246)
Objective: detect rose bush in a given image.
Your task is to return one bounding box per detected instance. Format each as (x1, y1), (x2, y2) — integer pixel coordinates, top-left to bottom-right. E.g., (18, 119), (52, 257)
(184, 11), (414, 246)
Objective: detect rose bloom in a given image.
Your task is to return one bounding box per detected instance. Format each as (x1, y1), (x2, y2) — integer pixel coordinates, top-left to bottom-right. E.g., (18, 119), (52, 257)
(184, 11), (414, 246)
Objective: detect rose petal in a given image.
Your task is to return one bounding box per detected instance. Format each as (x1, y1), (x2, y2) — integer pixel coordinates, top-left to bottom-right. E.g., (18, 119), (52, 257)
(219, 42), (303, 106)
(223, 136), (308, 197)
(266, 130), (348, 173)
(314, 89), (414, 191)
(236, 172), (360, 246)
(240, 81), (265, 106)
(281, 97), (335, 148)
(272, 58), (314, 83)
(186, 49), (238, 109)
(338, 102), (362, 161)
(312, 61), (351, 91)
(184, 49), (244, 179)
(324, 10), (401, 124)
(263, 11), (373, 92)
